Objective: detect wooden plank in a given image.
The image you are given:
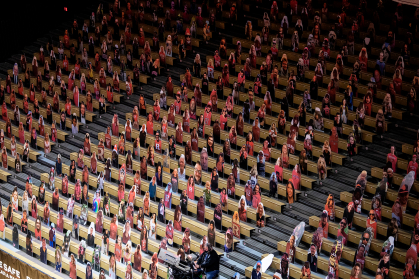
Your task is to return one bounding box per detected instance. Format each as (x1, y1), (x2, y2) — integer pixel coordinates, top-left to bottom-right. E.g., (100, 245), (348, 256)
(340, 191), (415, 228)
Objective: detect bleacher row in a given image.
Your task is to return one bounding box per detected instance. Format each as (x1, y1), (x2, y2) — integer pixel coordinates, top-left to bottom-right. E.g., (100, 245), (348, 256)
(0, 0), (419, 279)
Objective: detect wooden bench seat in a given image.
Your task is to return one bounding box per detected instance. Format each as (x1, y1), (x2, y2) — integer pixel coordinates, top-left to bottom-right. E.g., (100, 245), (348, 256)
(5, 204), (156, 279)
(332, 206), (411, 245)
(277, 240), (355, 279)
(191, 66), (383, 133)
(0, 169), (11, 181)
(340, 191), (415, 228)
(402, 143), (414, 156)
(64, 153), (246, 242)
(127, 109), (315, 190)
(309, 216), (419, 275)
(0, 125), (41, 161)
(38, 173), (224, 255)
(161, 94), (337, 169)
(3, 100), (70, 142)
(1, 228), (72, 279)
(288, 105), (375, 143)
(371, 166), (419, 197)
(262, 254), (323, 279)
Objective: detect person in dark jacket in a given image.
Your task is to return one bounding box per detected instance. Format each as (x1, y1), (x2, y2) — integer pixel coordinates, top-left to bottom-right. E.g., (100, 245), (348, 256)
(87, 224), (95, 247)
(55, 154), (62, 177)
(307, 243), (317, 272)
(194, 243), (219, 279)
(40, 238), (48, 264)
(251, 261), (262, 279)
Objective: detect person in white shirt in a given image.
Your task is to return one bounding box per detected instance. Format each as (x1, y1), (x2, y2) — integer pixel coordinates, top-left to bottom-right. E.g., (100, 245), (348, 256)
(178, 154), (186, 181)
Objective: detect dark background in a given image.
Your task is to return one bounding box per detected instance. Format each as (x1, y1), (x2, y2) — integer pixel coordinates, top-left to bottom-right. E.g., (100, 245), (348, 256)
(0, 0), (91, 63)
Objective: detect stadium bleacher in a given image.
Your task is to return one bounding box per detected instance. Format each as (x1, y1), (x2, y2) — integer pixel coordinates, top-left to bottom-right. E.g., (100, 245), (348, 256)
(1, 0), (419, 279)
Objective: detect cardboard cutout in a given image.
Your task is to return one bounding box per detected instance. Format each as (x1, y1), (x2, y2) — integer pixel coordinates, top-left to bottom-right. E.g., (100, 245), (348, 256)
(127, 187), (137, 209)
(80, 204), (88, 225)
(38, 183), (45, 205)
(150, 253), (158, 279)
(214, 203), (223, 230)
(62, 175), (69, 197)
(21, 210), (28, 234)
(286, 222), (305, 264)
(187, 177), (195, 200)
(292, 222), (305, 247)
(334, 236), (343, 264)
(329, 127), (339, 153)
(197, 196), (205, 223)
(352, 186), (363, 214)
(66, 195), (75, 219)
(207, 220), (216, 247)
(78, 240), (86, 263)
(227, 173), (236, 197)
(399, 171), (415, 213)
(40, 238), (47, 264)
(170, 173), (178, 195)
(110, 216), (118, 240)
(49, 223), (56, 248)
(118, 200), (126, 223)
(358, 227), (373, 257)
(126, 205), (134, 229)
(137, 207), (144, 231)
(158, 200), (165, 223)
(12, 224), (19, 248)
(96, 209), (104, 233)
(92, 190), (101, 213)
(141, 225), (148, 253)
(238, 195), (247, 222)
(125, 257), (133, 276)
(115, 236), (122, 262)
(57, 207), (64, 233)
(26, 232), (32, 256)
(102, 229), (109, 256)
(220, 188), (228, 212)
(232, 211), (240, 238)
(286, 234), (296, 264)
(72, 215), (80, 240)
(119, 164), (126, 202)
(174, 205), (182, 231)
(74, 179), (81, 203)
(163, 150), (170, 173)
(43, 202), (50, 226)
(180, 190), (188, 215)
(55, 247), (62, 273)
(133, 246), (142, 272)
(52, 188), (59, 211)
(103, 192), (111, 216)
(63, 231), (71, 256)
(280, 253), (289, 279)
(149, 214), (157, 240)
(34, 217), (42, 241)
(164, 183), (173, 208)
(166, 221), (174, 246)
(81, 181), (89, 205)
(122, 220), (131, 244)
(225, 227), (234, 253)
(86, 262), (93, 279)
(93, 246), (101, 272)
(307, 244), (318, 272)
(87, 223), (95, 247)
(381, 237), (394, 258)
(311, 227), (323, 255)
(405, 244), (417, 278)
(353, 243), (366, 272)
(328, 245), (339, 277)
(31, 196), (37, 219)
